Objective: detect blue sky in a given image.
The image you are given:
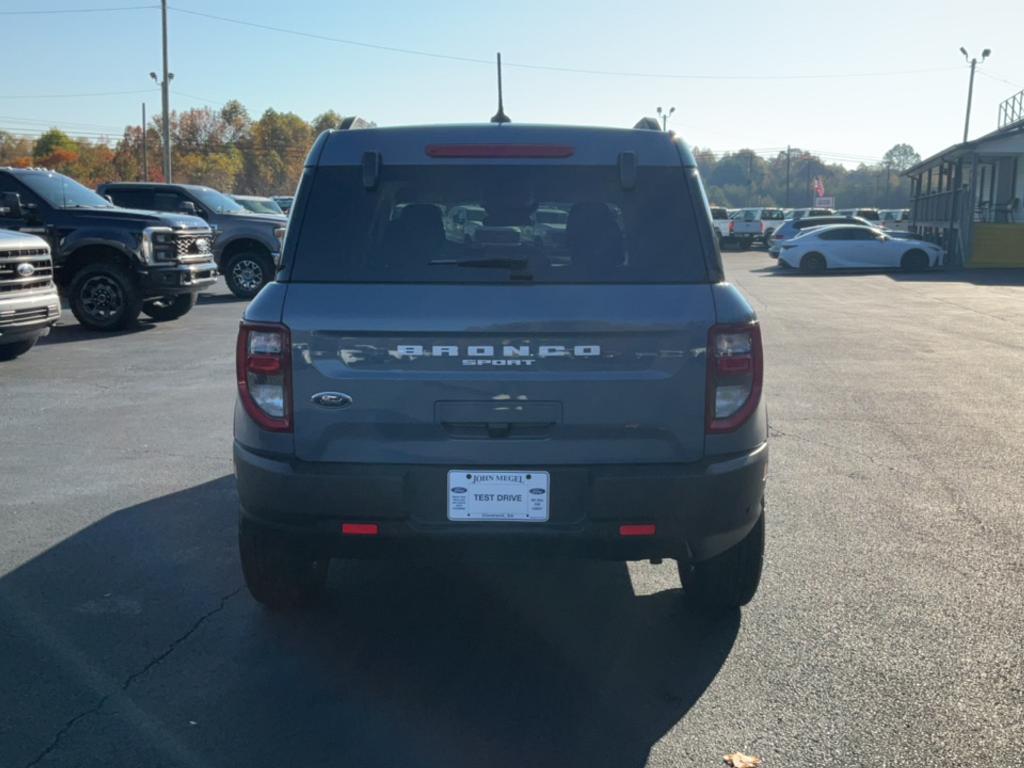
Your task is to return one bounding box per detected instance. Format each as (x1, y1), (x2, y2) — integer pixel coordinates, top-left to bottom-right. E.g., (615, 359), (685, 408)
(2, 0), (1023, 165)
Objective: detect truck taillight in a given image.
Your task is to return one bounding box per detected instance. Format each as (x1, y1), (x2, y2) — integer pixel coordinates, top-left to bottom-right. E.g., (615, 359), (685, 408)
(729, 220), (735, 233)
(706, 323), (763, 434)
(236, 322), (292, 432)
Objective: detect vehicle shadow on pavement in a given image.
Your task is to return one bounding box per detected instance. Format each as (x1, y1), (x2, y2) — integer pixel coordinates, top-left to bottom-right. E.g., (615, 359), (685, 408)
(1, 477), (738, 768)
(746, 265), (1024, 284)
(38, 321), (157, 345)
(885, 268), (1024, 286)
(197, 292), (245, 305)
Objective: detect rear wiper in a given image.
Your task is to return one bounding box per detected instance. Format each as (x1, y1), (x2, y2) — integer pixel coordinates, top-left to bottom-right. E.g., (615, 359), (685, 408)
(429, 257), (530, 270)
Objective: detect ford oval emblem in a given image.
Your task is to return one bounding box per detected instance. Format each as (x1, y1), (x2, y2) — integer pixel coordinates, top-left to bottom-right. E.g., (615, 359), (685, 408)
(451, 487), (468, 494)
(311, 392), (353, 408)
(16, 262), (35, 278)
(529, 488), (546, 495)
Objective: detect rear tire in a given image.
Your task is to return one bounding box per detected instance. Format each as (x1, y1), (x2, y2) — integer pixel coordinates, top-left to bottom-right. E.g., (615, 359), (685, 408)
(901, 249), (929, 272)
(800, 252), (827, 274)
(239, 518), (329, 611)
(142, 292), (197, 322)
(224, 251), (273, 300)
(681, 502), (765, 611)
(0, 338), (37, 361)
(69, 262), (142, 331)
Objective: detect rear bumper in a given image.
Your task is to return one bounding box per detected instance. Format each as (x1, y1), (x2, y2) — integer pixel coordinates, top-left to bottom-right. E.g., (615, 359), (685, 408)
(233, 442), (768, 563)
(139, 260), (218, 296)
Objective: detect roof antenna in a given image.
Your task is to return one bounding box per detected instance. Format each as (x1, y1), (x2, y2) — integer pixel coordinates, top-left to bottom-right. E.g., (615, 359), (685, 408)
(490, 52), (511, 124)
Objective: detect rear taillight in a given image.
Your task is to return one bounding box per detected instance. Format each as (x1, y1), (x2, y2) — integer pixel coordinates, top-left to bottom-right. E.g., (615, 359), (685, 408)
(728, 220), (735, 233)
(774, 231), (785, 240)
(236, 322), (292, 432)
(706, 323), (763, 434)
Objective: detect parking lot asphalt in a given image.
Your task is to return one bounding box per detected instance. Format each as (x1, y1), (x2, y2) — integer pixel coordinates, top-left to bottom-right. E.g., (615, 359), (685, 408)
(2, 255), (1023, 768)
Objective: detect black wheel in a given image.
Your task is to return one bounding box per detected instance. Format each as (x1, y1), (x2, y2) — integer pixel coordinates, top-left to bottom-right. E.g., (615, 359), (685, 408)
(69, 262), (142, 331)
(901, 249), (929, 272)
(0, 338), (37, 361)
(142, 292), (198, 322)
(224, 251), (272, 300)
(680, 502), (765, 611)
(239, 518), (329, 611)
(800, 252), (827, 274)
(762, 229), (774, 247)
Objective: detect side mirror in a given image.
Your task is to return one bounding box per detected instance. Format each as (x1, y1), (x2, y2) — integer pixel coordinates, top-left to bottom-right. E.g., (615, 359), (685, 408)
(0, 191), (23, 218)
(179, 201), (200, 217)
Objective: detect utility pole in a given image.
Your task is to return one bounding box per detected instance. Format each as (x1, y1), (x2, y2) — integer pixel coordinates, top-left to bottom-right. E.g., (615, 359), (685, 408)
(747, 153), (754, 206)
(960, 46), (990, 143)
(147, 0), (174, 181)
(785, 146), (791, 207)
(656, 106), (675, 131)
(884, 162), (891, 208)
(141, 103), (148, 181)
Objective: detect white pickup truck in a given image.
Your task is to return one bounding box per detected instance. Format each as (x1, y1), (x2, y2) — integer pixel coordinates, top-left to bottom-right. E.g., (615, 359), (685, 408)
(710, 206), (732, 245)
(729, 207), (786, 248)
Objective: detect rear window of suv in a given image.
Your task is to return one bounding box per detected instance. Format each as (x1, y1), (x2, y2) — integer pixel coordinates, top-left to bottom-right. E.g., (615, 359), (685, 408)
(288, 164), (709, 283)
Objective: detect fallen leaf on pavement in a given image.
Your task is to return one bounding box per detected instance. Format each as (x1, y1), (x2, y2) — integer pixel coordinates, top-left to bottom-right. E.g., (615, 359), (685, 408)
(723, 752), (762, 768)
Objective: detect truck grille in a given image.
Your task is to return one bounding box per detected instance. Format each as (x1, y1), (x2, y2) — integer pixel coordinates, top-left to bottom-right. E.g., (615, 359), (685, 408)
(0, 305), (56, 326)
(0, 247), (54, 294)
(174, 232), (214, 262)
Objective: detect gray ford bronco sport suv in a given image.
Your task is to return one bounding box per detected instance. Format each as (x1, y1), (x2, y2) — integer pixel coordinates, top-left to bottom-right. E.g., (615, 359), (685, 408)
(234, 122), (768, 612)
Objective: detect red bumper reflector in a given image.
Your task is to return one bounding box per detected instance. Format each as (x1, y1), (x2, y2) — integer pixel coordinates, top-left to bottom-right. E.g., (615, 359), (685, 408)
(341, 523), (379, 536)
(425, 144), (575, 159)
(619, 524), (656, 537)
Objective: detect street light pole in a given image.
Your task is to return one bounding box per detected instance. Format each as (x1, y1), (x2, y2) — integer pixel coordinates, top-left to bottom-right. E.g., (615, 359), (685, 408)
(960, 47), (990, 144)
(656, 106), (675, 131)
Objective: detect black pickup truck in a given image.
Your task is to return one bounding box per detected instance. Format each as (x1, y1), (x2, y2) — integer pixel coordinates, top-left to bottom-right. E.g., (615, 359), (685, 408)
(0, 168), (217, 331)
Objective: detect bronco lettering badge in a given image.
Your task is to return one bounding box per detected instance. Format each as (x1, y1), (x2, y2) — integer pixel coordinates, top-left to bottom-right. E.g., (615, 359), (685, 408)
(391, 344), (601, 367)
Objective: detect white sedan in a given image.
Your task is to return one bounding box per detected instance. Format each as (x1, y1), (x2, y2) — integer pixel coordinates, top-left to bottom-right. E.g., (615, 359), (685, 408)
(778, 225), (945, 273)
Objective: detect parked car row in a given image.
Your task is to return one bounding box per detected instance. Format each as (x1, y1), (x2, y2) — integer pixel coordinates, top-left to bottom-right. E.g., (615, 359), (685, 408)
(97, 182), (287, 299)
(710, 204), (913, 251)
(0, 165), (295, 359)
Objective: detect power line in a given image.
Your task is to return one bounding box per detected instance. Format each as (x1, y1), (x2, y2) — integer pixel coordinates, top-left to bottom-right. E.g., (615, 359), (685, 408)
(978, 70), (1024, 90)
(0, 115), (127, 131)
(0, 4), (156, 15)
(0, 88), (153, 100)
(167, 6), (965, 83)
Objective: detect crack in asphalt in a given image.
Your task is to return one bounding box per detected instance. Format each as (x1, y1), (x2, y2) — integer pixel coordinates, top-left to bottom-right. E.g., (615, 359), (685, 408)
(21, 586), (244, 768)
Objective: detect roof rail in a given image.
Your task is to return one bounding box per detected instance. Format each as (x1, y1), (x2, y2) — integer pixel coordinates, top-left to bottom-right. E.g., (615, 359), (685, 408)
(633, 117), (662, 131)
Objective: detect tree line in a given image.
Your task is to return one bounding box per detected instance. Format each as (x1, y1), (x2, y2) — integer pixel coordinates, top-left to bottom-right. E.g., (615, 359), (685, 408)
(695, 143), (921, 210)
(0, 99), (921, 208)
(0, 100), (353, 195)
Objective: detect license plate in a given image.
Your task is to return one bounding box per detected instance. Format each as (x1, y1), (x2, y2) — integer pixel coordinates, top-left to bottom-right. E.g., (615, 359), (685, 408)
(447, 470), (549, 522)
